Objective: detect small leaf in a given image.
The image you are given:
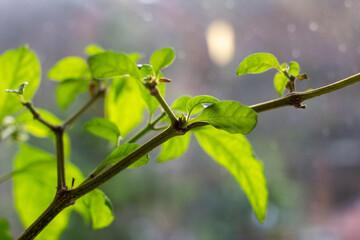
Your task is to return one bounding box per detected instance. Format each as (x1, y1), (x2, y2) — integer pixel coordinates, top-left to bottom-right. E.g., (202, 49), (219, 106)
(84, 118), (120, 144)
(150, 47), (175, 74)
(48, 57), (90, 81)
(194, 126), (268, 222)
(288, 61), (300, 76)
(85, 44), (105, 55)
(157, 132), (191, 162)
(5, 82), (28, 96)
(171, 96), (191, 112)
(88, 52), (139, 80)
(297, 73), (309, 80)
(103, 143), (150, 168)
(128, 52), (142, 62)
(56, 79), (88, 110)
(189, 101), (257, 135)
(0, 218), (13, 240)
(138, 64), (155, 80)
(273, 72), (288, 96)
(236, 53), (280, 75)
(186, 95), (219, 116)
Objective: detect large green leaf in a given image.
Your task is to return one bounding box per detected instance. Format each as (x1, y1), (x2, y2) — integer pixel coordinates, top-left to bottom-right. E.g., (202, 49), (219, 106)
(47, 57), (90, 81)
(0, 46), (41, 123)
(88, 52), (139, 80)
(103, 143), (150, 168)
(56, 79), (89, 110)
(157, 132), (191, 162)
(150, 48), (175, 74)
(186, 95), (219, 116)
(84, 118), (120, 144)
(105, 78), (145, 137)
(189, 101), (257, 135)
(236, 53), (280, 75)
(0, 218), (12, 240)
(194, 126), (268, 222)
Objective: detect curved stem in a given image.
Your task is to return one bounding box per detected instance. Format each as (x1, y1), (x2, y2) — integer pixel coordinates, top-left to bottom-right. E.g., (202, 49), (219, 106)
(128, 112), (166, 143)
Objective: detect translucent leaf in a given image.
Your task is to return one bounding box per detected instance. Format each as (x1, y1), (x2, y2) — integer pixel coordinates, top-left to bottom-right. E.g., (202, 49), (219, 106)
(84, 118), (120, 144)
(157, 132), (191, 162)
(189, 101), (257, 135)
(0, 46), (41, 123)
(273, 72), (288, 97)
(103, 143), (150, 168)
(88, 52), (139, 80)
(128, 52), (142, 62)
(85, 44), (105, 55)
(236, 53), (280, 75)
(194, 126), (268, 222)
(105, 78), (145, 137)
(150, 48), (175, 74)
(186, 95), (219, 116)
(289, 61), (300, 76)
(56, 79), (89, 110)
(171, 96), (191, 112)
(48, 57), (90, 81)
(137, 81), (166, 116)
(0, 218), (12, 240)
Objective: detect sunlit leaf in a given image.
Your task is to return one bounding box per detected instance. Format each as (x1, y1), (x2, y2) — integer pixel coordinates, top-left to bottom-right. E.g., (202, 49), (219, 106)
(128, 52), (142, 62)
(103, 143), (150, 168)
(194, 126), (268, 222)
(150, 48), (175, 74)
(85, 44), (105, 55)
(48, 57), (90, 81)
(157, 133), (191, 162)
(105, 78), (145, 136)
(289, 61), (300, 76)
(171, 96), (191, 112)
(236, 53), (280, 75)
(0, 46), (41, 123)
(84, 118), (120, 144)
(88, 52), (139, 80)
(56, 79), (89, 110)
(186, 95), (219, 116)
(0, 218), (12, 240)
(189, 101), (257, 135)
(137, 81), (166, 117)
(273, 72), (288, 97)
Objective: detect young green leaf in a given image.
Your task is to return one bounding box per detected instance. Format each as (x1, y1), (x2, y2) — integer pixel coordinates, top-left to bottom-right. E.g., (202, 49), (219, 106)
(88, 52), (139, 80)
(273, 72), (288, 96)
(105, 78), (145, 136)
(56, 79), (89, 110)
(194, 126), (268, 222)
(48, 57), (90, 81)
(5, 82), (28, 96)
(236, 53), (280, 75)
(157, 132), (191, 162)
(85, 44), (105, 55)
(138, 64), (155, 80)
(0, 46), (41, 124)
(171, 96), (191, 112)
(103, 143), (150, 168)
(0, 218), (12, 240)
(189, 101), (257, 135)
(137, 81), (166, 116)
(150, 47), (175, 74)
(288, 61), (300, 76)
(186, 95), (219, 116)
(128, 52), (142, 62)
(84, 118), (120, 144)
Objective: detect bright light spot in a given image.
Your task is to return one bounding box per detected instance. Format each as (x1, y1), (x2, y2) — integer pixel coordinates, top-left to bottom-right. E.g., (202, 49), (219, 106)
(206, 19), (235, 66)
(291, 49), (301, 59)
(344, 0), (353, 8)
(287, 23), (296, 33)
(309, 22), (319, 32)
(338, 43), (347, 53)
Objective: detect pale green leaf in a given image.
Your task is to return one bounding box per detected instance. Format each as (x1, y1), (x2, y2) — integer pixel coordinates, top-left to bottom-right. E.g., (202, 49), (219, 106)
(236, 53), (280, 75)
(0, 218), (12, 240)
(289, 61), (300, 76)
(85, 44), (105, 55)
(150, 48), (175, 74)
(137, 81), (166, 116)
(105, 78), (145, 136)
(0, 46), (41, 123)
(190, 101), (257, 135)
(56, 79), (89, 110)
(194, 126), (268, 222)
(157, 133), (191, 162)
(84, 118), (120, 144)
(128, 52), (142, 62)
(171, 96), (191, 112)
(88, 52), (139, 80)
(103, 143), (150, 168)
(273, 72), (288, 97)
(48, 57), (90, 81)
(186, 95), (219, 116)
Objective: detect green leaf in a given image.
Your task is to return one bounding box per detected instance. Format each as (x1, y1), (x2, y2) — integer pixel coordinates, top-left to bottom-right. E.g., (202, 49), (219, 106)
(128, 52), (142, 62)
(236, 53), (280, 75)
(297, 73), (308, 80)
(88, 52), (139, 80)
(138, 64), (155, 80)
(150, 47), (175, 74)
(171, 96), (191, 112)
(5, 82), (28, 95)
(0, 218), (12, 240)
(289, 61), (300, 76)
(190, 101), (257, 135)
(186, 95), (219, 116)
(137, 81), (166, 116)
(48, 57), (90, 81)
(105, 78), (145, 136)
(56, 79), (89, 110)
(85, 44), (105, 55)
(13, 144), (84, 240)
(194, 126), (268, 222)
(102, 143), (150, 169)
(0, 46), (41, 123)
(157, 132), (191, 162)
(273, 72), (288, 96)
(84, 118), (120, 144)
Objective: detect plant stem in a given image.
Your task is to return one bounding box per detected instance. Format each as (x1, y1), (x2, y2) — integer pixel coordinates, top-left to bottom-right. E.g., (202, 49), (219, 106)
(54, 129), (67, 190)
(149, 87), (178, 124)
(128, 112), (166, 143)
(22, 102), (57, 131)
(0, 172), (13, 185)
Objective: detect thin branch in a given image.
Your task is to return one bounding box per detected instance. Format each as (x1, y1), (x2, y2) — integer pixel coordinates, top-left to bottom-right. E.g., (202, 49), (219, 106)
(148, 86), (178, 124)
(54, 129), (67, 190)
(128, 112), (166, 143)
(0, 172), (14, 185)
(22, 102), (57, 130)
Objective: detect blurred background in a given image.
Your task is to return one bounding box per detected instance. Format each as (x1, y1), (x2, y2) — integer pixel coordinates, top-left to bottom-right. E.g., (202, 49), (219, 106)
(1, 0), (360, 239)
